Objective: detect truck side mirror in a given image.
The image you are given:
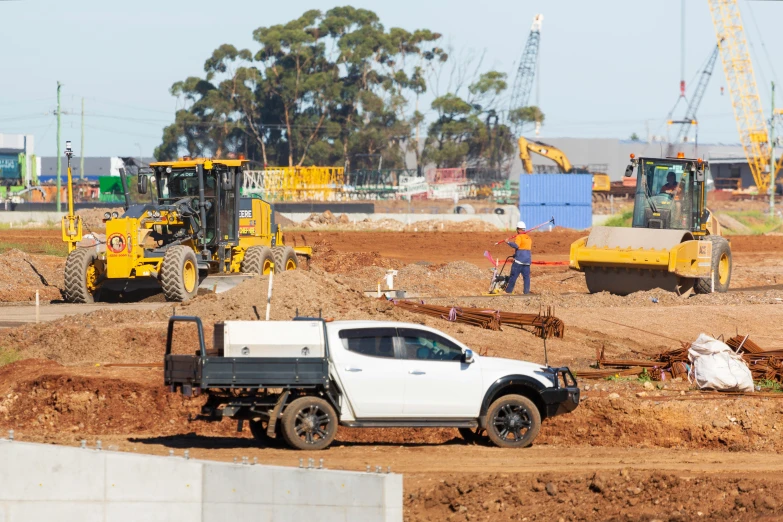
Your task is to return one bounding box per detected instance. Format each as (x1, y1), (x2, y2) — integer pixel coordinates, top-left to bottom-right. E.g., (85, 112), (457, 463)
(624, 165), (634, 178)
(137, 174), (148, 194)
(463, 349), (474, 364)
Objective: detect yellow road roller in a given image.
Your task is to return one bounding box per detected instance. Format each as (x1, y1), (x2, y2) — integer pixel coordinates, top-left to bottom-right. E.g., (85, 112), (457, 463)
(569, 154), (731, 296)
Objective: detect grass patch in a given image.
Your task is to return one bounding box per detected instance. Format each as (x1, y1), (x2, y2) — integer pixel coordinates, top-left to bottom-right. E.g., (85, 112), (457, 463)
(0, 241), (68, 257)
(0, 347), (21, 367)
(602, 210), (633, 227)
(724, 211), (783, 235)
(756, 379), (783, 393)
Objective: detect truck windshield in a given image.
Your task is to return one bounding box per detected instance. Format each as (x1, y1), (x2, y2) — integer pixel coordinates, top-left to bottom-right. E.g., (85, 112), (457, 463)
(632, 159), (699, 231)
(158, 170), (216, 200)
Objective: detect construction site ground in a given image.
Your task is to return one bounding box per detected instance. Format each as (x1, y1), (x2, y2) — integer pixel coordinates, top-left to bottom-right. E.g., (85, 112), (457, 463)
(2, 225), (783, 520)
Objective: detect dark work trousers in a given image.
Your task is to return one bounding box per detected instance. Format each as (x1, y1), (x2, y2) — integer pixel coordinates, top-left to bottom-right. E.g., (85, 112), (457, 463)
(505, 262), (530, 294)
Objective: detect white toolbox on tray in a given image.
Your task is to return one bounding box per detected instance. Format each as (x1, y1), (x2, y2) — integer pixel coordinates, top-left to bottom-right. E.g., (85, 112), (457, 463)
(216, 320), (325, 358)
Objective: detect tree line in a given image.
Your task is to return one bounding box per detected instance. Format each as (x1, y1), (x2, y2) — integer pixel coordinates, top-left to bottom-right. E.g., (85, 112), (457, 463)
(155, 7), (543, 173)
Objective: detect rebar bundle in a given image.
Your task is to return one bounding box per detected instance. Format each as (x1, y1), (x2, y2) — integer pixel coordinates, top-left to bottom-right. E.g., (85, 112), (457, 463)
(390, 300), (564, 339)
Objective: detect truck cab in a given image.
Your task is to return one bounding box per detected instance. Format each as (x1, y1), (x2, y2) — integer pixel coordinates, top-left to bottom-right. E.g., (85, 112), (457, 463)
(165, 316), (580, 450)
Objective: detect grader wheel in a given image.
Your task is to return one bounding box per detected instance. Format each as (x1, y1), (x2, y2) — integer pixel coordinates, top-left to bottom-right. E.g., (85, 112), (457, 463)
(272, 246), (298, 273)
(160, 246), (199, 302)
(64, 248), (102, 303)
(241, 246), (275, 275)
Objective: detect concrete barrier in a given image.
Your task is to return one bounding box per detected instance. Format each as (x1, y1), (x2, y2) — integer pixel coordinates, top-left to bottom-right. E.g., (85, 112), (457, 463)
(0, 438), (402, 522)
(281, 209), (523, 230)
(0, 211), (65, 225)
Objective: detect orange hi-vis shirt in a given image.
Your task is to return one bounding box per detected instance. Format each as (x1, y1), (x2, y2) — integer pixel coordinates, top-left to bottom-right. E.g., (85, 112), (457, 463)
(507, 233), (532, 264)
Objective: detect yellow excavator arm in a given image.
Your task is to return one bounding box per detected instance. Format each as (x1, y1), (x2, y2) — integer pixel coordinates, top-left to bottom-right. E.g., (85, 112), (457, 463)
(518, 137), (574, 173)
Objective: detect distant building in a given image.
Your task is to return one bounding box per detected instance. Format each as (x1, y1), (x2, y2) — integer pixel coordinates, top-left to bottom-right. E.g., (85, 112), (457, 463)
(39, 156), (156, 182)
(0, 133), (38, 186)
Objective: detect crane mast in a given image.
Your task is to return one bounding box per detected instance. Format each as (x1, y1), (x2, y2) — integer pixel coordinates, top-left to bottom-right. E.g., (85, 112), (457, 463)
(708, 0), (776, 192)
(509, 14), (543, 130)
(672, 45), (720, 145)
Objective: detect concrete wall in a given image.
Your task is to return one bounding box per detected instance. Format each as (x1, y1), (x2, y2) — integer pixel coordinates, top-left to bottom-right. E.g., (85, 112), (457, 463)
(281, 208), (522, 230)
(0, 211), (65, 225)
(0, 439), (402, 522)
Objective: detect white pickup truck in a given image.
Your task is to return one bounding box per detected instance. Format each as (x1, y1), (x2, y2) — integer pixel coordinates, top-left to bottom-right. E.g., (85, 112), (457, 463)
(164, 315), (580, 450)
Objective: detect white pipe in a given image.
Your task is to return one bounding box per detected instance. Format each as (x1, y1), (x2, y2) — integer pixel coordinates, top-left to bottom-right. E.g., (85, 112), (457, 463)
(35, 290), (39, 323)
(265, 265), (274, 321)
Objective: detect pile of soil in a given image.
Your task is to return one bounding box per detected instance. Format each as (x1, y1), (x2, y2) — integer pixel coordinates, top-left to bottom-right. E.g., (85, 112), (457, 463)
(0, 249), (63, 301)
(405, 471), (783, 521)
(310, 240), (403, 273)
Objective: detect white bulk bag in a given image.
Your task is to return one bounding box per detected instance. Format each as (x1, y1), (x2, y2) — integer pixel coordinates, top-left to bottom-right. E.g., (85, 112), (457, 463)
(687, 334), (754, 392)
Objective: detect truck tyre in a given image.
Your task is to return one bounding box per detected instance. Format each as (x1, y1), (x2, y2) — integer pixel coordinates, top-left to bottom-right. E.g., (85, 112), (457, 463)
(272, 246), (298, 273)
(241, 246), (275, 275)
(485, 394), (541, 448)
(695, 236), (732, 294)
(249, 419), (284, 447)
(64, 248), (101, 303)
(160, 246), (199, 302)
(280, 396), (337, 451)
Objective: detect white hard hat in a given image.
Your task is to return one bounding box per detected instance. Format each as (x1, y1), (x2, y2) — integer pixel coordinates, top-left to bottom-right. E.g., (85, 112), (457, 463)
(516, 220), (526, 229)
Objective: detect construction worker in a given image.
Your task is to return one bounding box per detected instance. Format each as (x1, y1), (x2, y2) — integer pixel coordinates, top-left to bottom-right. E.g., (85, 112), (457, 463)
(505, 220), (532, 294)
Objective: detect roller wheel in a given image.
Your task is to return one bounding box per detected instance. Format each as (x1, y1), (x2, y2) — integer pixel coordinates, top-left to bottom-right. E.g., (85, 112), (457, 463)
(160, 245), (199, 302)
(272, 246), (298, 273)
(240, 246), (275, 276)
(485, 394), (541, 449)
(64, 248), (102, 303)
(695, 236), (732, 294)
(280, 396), (337, 451)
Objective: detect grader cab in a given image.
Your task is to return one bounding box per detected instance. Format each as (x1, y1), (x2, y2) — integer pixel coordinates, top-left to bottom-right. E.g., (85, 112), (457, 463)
(64, 158), (310, 303)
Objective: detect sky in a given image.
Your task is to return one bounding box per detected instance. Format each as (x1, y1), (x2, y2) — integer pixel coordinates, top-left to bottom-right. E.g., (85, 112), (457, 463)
(1, 0), (782, 158)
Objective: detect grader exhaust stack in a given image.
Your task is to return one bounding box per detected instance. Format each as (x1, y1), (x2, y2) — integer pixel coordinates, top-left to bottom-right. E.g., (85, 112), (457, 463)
(569, 155), (732, 296)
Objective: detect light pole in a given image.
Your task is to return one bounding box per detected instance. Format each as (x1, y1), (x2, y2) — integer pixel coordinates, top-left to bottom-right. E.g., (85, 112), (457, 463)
(134, 143), (143, 170)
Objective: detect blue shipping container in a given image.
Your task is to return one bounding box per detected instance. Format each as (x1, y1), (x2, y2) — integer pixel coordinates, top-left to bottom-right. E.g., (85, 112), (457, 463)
(519, 174), (592, 230)
(518, 173), (593, 205)
(0, 154), (20, 180)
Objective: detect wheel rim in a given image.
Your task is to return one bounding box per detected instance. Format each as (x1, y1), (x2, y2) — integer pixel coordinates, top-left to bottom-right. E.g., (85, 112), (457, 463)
(85, 264), (98, 292)
(183, 259), (197, 292)
(285, 258), (297, 271)
(492, 404), (532, 442)
(718, 252), (730, 285)
(262, 259), (273, 275)
(293, 405), (331, 445)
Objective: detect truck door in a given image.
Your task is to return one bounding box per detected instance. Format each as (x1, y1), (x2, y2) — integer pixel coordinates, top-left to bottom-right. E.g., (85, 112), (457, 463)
(332, 327), (405, 418)
(397, 327), (483, 417)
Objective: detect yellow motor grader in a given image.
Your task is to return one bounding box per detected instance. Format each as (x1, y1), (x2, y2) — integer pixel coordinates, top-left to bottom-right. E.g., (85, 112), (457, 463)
(62, 154), (310, 303)
(569, 154), (731, 296)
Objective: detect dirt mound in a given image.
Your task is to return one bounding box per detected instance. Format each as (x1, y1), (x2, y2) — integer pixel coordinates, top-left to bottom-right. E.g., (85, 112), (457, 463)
(0, 359), (235, 439)
(310, 240), (402, 273)
(0, 249), (63, 302)
(405, 471), (783, 521)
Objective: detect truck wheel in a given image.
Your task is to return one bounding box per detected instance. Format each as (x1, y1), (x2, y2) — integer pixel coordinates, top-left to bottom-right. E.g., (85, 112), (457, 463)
(485, 394), (541, 448)
(64, 248), (102, 303)
(241, 246), (275, 275)
(160, 246), (199, 302)
(695, 236), (732, 294)
(280, 396), (337, 451)
(249, 419), (284, 447)
(272, 246), (297, 273)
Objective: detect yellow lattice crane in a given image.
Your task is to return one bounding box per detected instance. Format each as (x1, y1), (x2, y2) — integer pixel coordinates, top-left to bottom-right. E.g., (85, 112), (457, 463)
(708, 0), (781, 193)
